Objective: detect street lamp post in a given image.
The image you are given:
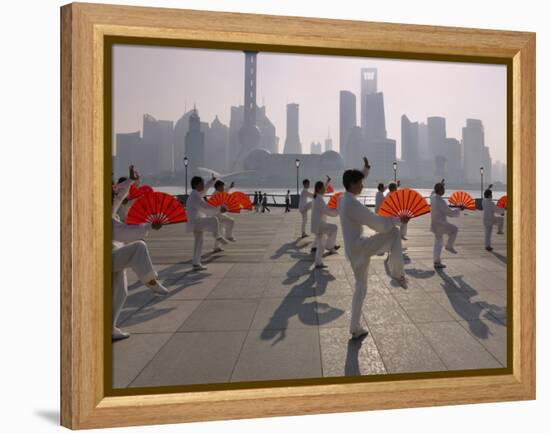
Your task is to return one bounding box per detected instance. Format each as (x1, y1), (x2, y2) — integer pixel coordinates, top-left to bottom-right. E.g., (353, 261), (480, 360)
(393, 161), (397, 182)
(295, 159), (301, 195)
(184, 157), (189, 196)
(480, 166), (484, 198)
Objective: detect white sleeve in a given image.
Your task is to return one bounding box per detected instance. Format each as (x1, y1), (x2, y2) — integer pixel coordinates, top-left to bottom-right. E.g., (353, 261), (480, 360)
(442, 202), (461, 218)
(112, 219), (150, 243)
(305, 190), (314, 198)
(112, 179), (135, 215)
(321, 199), (338, 217)
(350, 198), (395, 233)
(203, 177), (216, 193)
(198, 197), (221, 216)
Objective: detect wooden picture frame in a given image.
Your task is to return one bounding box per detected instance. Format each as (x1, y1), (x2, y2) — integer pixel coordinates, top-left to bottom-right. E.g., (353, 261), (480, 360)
(61, 2), (535, 429)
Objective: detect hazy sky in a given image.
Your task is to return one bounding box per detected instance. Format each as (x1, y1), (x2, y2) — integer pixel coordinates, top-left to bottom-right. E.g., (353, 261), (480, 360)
(113, 45), (507, 163)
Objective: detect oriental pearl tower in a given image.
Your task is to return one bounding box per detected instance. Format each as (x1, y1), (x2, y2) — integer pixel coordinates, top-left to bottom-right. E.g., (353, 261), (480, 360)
(235, 51), (261, 167)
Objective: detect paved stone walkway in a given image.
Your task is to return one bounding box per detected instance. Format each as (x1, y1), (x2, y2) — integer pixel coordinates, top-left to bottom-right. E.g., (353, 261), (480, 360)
(113, 208), (507, 388)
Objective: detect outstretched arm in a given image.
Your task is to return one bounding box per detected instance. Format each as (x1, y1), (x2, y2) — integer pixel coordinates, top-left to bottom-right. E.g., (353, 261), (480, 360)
(350, 198), (395, 233)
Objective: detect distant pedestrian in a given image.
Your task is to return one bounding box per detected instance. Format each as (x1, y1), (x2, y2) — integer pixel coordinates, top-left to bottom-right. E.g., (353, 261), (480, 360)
(261, 192), (271, 213)
(284, 190), (291, 213)
(252, 191), (260, 212)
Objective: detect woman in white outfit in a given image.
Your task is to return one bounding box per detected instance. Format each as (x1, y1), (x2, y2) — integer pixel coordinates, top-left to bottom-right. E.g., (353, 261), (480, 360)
(298, 179), (314, 238)
(111, 176), (169, 341)
(339, 157), (408, 339)
(212, 180), (237, 251)
(430, 182), (461, 269)
(186, 175), (229, 270)
(387, 181), (408, 240)
(311, 180), (340, 268)
(374, 183), (386, 214)
(482, 189), (504, 251)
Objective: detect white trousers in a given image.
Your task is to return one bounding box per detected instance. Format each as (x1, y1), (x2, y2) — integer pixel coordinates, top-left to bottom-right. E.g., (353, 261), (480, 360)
(400, 221), (408, 238)
(314, 222), (337, 266)
(299, 203), (312, 235)
(349, 226), (403, 333)
(432, 222), (458, 262)
(484, 216), (504, 247)
(192, 217), (220, 265)
(112, 241), (157, 331)
(217, 213), (235, 240)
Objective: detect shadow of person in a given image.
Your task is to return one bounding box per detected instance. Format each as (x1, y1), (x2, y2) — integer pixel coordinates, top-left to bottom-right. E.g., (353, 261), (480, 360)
(405, 268), (435, 279)
(260, 272), (343, 345)
(344, 337), (366, 376)
(453, 275), (507, 326)
(34, 409), (59, 425)
(270, 240), (301, 259)
(118, 304), (176, 329)
(490, 250), (507, 265)
(436, 269), (491, 339)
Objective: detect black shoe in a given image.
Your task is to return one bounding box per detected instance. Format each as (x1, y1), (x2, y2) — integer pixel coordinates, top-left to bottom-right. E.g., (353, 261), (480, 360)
(310, 247), (317, 253)
(486, 246), (494, 251)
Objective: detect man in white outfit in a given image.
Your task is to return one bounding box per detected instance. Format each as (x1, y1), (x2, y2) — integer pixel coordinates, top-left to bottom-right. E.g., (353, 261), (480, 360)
(430, 181), (461, 269)
(212, 180), (237, 250)
(298, 179), (314, 238)
(339, 157), (408, 339)
(311, 180), (340, 268)
(482, 188), (504, 251)
(111, 176), (169, 341)
(186, 175), (229, 270)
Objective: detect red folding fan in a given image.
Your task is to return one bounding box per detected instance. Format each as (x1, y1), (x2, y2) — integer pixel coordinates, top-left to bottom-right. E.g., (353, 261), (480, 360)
(230, 191), (253, 210)
(448, 191), (476, 210)
(496, 195), (507, 209)
(208, 191), (241, 213)
(326, 183), (335, 193)
(128, 184), (154, 201)
(328, 192), (343, 210)
(126, 192), (187, 225)
(378, 188), (430, 219)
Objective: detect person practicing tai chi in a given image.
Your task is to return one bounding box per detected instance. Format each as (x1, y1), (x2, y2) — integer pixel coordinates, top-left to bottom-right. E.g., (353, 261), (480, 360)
(387, 181), (408, 241)
(213, 179), (237, 249)
(285, 190), (291, 213)
(430, 181), (461, 269)
(482, 188), (504, 251)
(339, 157), (408, 339)
(111, 173), (169, 341)
(374, 182), (386, 214)
(311, 179), (340, 268)
(187, 175), (229, 271)
(298, 179), (314, 238)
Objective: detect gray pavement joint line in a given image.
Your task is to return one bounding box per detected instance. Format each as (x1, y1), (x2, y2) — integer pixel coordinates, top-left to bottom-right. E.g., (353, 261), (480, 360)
(455, 319), (506, 368)
(227, 291), (264, 382)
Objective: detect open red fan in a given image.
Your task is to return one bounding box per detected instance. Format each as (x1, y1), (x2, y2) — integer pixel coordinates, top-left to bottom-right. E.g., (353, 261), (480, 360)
(328, 192), (343, 210)
(496, 195), (508, 209)
(128, 184), (154, 201)
(208, 191), (241, 213)
(378, 188), (430, 219)
(448, 191), (476, 210)
(326, 183), (335, 193)
(126, 192), (187, 225)
(230, 191), (253, 210)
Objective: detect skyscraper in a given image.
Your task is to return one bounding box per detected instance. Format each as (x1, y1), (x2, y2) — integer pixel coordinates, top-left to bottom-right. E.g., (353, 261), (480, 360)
(339, 90), (356, 167)
(174, 109), (195, 172)
(157, 120), (174, 174)
(360, 68), (377, 134)
(324, 131), (333, 152)
(283, 103), (301, 154)
(462, 118), (485, 184)
(204, 115), (229, 174)
(310, 141), (322, 154)
(401, 115), (419, 173)
(236, 51), (261, 165)
(427, 116), (447, 157)
(185, 108), (205, 173)
(115, 131), (142, 178)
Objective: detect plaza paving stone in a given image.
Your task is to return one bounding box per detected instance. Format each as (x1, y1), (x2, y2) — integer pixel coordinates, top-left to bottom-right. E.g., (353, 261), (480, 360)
(113, 207), (508, 388)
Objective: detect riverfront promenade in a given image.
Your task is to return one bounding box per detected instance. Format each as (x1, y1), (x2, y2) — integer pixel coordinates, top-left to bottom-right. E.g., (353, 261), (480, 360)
(113, 208), (507, 388)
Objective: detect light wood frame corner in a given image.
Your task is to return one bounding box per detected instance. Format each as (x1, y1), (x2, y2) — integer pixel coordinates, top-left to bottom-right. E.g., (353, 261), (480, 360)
(61, 2), (535, 429)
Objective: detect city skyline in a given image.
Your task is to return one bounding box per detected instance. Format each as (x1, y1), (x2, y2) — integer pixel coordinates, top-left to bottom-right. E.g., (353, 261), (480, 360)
(113, 45), (507, 164)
